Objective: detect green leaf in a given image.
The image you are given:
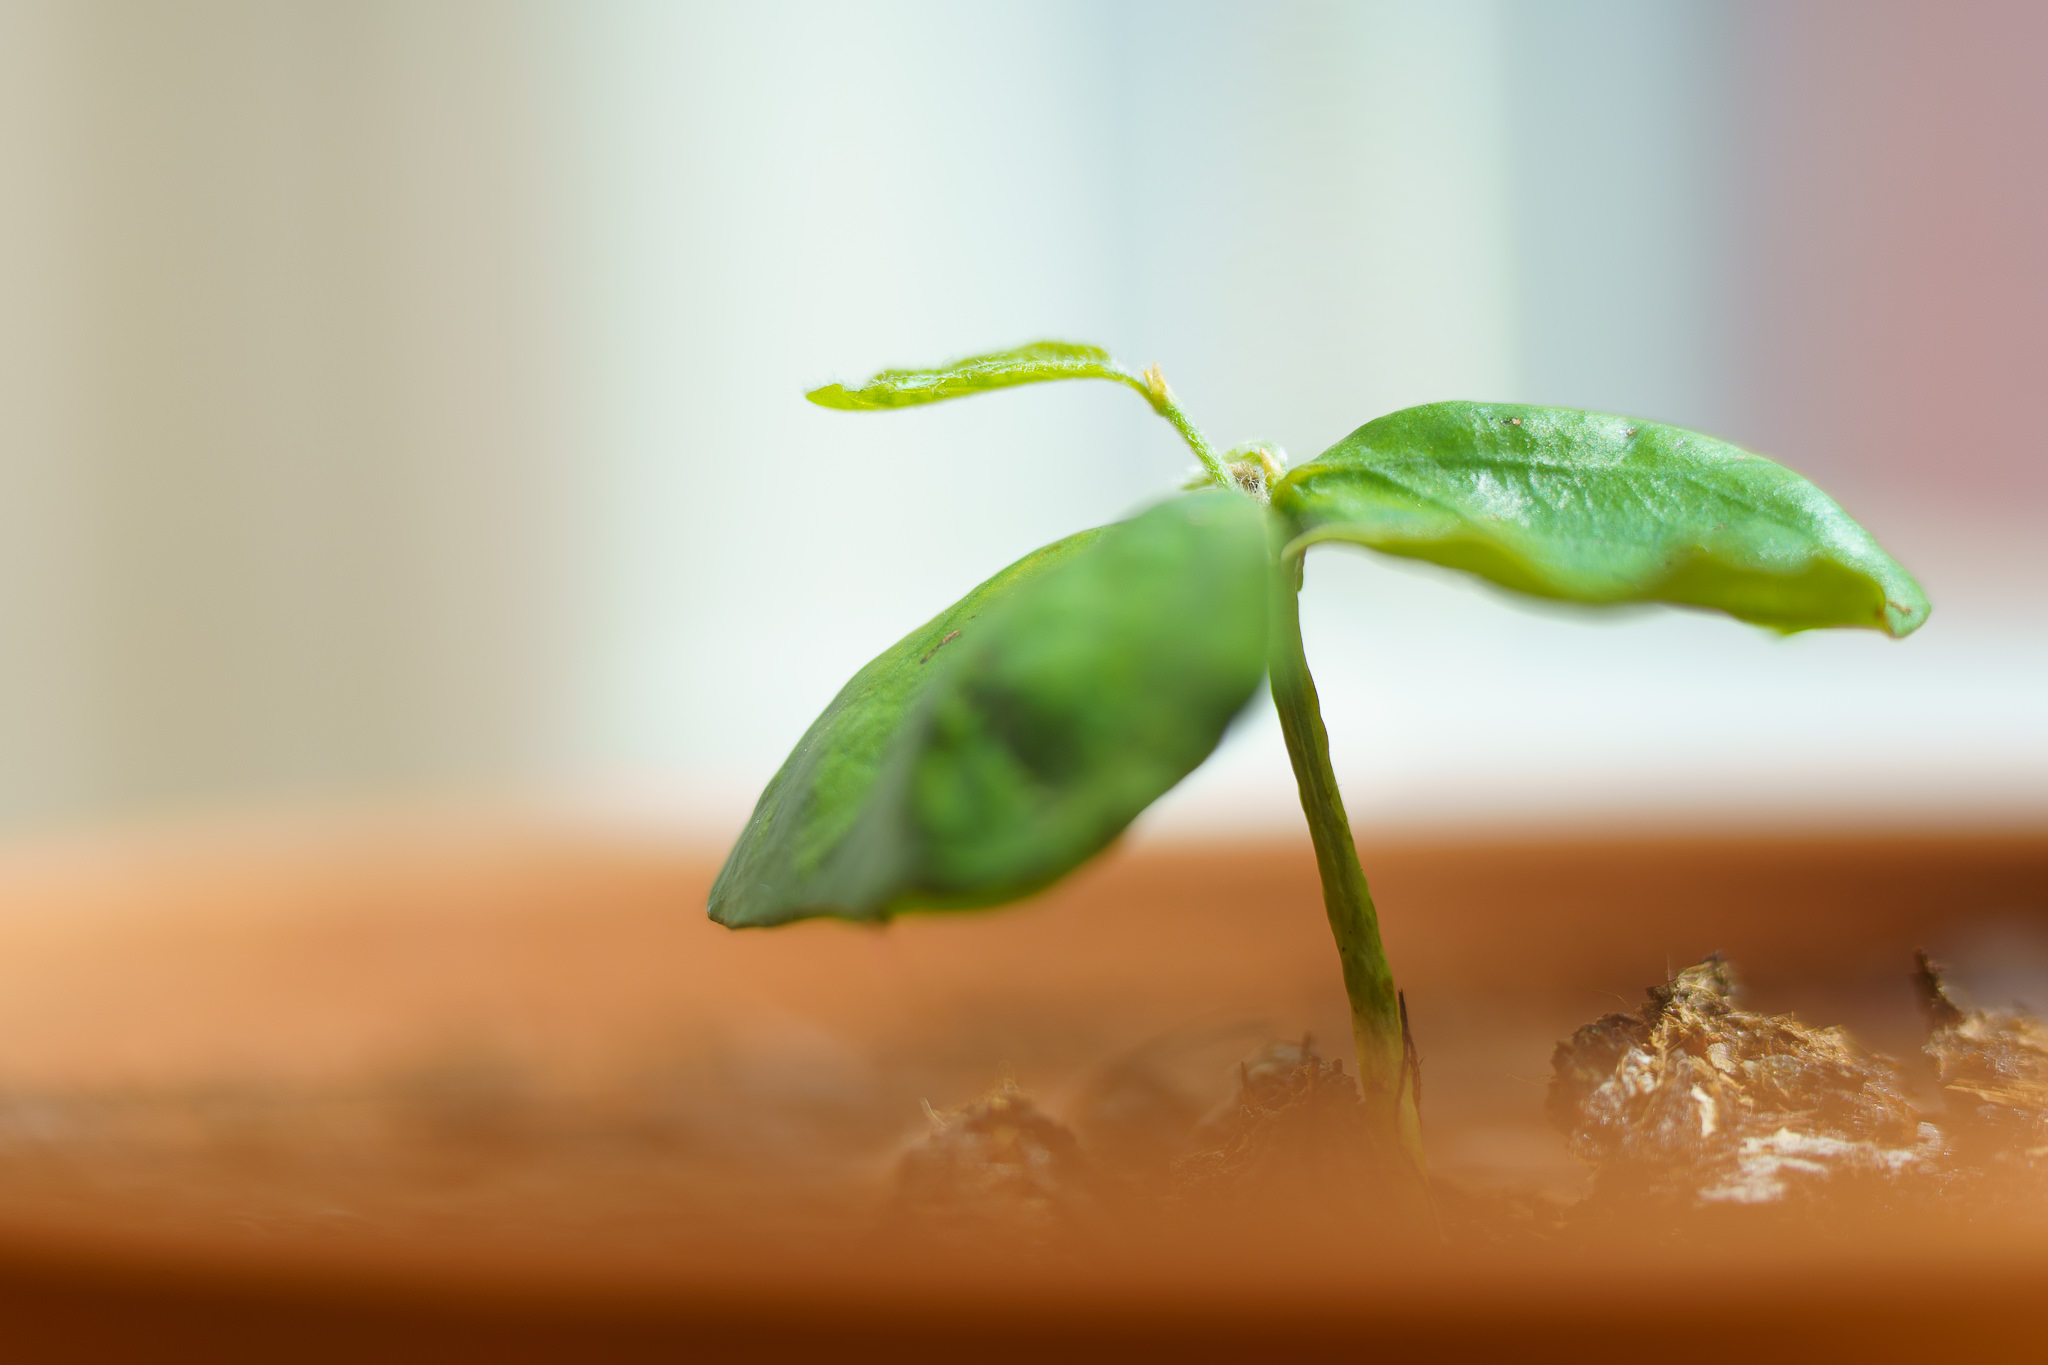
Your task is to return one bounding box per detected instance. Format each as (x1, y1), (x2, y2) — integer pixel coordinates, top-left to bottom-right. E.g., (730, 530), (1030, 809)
(1272, 402), (1928, 637)
(805, 340), (1145, 411)
(710, 491), (1271, 928)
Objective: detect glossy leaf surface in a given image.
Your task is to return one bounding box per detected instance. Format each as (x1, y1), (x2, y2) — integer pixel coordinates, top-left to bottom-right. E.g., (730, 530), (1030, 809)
(1274, 402), (1928, 636)
(709, 492), (1270, 928)
(806, 340), (1139, 411)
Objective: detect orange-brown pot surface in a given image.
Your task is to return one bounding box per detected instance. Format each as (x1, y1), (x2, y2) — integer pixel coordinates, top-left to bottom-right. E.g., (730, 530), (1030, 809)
(0, 817), (2042, 1361)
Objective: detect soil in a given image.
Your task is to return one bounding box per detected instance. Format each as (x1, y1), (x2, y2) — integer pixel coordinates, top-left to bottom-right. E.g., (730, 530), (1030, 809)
(0, 818), (2044, 1359)
(1544, 951), (2048, 1226)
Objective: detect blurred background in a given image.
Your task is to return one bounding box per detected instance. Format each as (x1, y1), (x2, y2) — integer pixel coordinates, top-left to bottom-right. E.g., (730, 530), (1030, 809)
(0, 0), (2041, 847)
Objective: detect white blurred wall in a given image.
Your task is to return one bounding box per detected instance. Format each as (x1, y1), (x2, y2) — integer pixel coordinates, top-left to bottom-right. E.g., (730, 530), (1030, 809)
(0, 1), (579, 827)
(557, 0), (1528, 830)
(0, 0), (2041, 841)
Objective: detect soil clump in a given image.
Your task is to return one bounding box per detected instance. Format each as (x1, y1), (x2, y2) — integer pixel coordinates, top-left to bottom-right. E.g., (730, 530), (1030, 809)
(1548, 955), (1934, 1212)
(892, 1035), (1428, 1243)
(893, 1082), (1103, 1243)
(1547, 952), (2048, 1232)
(1913, 950), (2048, 1205)
(1170, 1037), (1377, 1211)
(889, 952), (2048, 1248)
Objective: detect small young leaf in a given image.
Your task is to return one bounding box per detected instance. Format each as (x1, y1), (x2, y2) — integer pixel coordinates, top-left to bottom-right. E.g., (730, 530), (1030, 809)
(1273, 403), (1928, 637)
(806, 340), (1141, 411)
(709, 491), (1271, 928)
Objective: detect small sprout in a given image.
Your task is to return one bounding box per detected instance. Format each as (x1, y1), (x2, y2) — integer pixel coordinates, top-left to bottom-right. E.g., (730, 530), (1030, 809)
(1142, 362), (1171, 406)
(712, 338), (1929, 1208)
(1220, 442), (1288, 503)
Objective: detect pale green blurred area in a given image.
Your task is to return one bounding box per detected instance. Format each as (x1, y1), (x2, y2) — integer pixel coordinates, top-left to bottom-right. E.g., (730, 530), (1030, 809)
(0, 0), (2041, 840)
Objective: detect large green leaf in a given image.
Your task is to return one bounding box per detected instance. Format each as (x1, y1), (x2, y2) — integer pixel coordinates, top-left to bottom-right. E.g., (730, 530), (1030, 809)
(806, 340), (1147, 411)
(710, 492), (1271, 928)
(1273, 402), (1928, 637)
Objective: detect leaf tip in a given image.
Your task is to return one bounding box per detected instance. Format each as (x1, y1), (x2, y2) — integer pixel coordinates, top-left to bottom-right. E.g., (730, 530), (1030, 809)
(805, 383), (857, 410)
(1883, 593), (1932, 639)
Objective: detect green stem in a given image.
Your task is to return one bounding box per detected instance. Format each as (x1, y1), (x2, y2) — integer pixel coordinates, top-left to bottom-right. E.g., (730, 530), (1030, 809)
(1156, 399), (1222, 479)
(1118, 369), (1232, 492)
(1268, 544), (1429, 1190)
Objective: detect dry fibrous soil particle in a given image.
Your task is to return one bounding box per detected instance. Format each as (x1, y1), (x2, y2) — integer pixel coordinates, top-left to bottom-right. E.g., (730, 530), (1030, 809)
(893, 1083), (1101, 1240)
(1548, 955), (1937, 1211)
(1169, 1036), (1421, 1225)
(892, 1038), (1412, 1238)
(1914, 949), (2048, 1199)
(893, 951), (2048, 1245)
(1547, 951), (2048, 1227)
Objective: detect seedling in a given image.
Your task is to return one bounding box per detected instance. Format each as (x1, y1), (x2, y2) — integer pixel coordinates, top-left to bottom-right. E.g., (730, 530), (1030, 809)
(708, 340), (1927, 1193)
